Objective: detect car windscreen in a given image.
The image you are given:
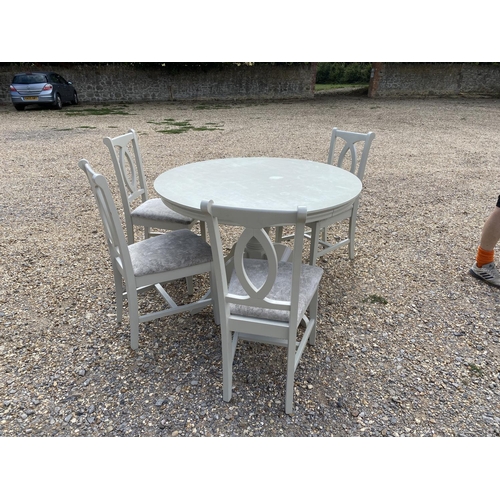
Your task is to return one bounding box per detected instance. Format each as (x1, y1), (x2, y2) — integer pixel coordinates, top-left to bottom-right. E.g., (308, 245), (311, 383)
(12, 74), (48, 84)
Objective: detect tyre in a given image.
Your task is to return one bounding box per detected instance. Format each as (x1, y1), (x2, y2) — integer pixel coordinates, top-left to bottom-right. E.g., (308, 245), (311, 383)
(53, 93), (63, 110)
(71, 91), (79, 105)
(14, 104), (25, 111)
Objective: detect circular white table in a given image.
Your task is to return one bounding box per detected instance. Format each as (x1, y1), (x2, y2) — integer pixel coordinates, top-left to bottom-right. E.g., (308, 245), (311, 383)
(154, 157), (362, 225)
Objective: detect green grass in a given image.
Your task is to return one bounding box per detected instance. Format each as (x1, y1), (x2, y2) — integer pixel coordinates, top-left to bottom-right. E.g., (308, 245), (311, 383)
(65, 106), (131, 116)
(153, 118), (223, 134)
(467, 363), (484, 377)
(170, 121), (192, 127)
(157, 128), (188, 134)
(363, 294), (388, 305)
(192, 126), (224, 131)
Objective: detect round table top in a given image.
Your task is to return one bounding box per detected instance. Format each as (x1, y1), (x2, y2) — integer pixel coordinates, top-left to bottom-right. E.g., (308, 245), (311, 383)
(154, 157), (362, 222)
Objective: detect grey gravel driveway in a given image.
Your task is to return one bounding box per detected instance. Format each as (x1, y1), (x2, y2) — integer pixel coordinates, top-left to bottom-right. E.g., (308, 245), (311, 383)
(1, 94), (499, 437)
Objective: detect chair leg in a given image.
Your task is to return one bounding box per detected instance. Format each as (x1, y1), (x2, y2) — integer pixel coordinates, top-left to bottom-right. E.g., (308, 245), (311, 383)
(209, 271), (220, 325)
(186, 276), (194, 295)
(113, 266), (124, 323)
(127, 287), (140, 350)
(348, 201), (360, 260)
(275, 226), (283, 243)
(200, 220), (207, 241)
(308, 290), (319, 346)
(308, 222), (321, 265)
(221, 325), (233, 403)
(285, 334), (296, 414)
(348, 215), (357, 260)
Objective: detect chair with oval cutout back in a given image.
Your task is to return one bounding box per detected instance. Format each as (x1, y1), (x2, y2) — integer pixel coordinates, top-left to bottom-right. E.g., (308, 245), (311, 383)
(103, 128), (207, 294)
(79, 159), (213, 350)
(276, 127), (375, 264)
(103, 128), (207, 244)
(202, 200), (323, 414)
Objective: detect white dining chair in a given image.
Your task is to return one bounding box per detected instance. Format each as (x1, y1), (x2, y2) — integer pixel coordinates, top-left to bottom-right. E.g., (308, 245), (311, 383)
(103, 129), (206, 245)
(201, 200), (323, 414)
(79, 159), (213, 350)
(276, 127), (375, 263)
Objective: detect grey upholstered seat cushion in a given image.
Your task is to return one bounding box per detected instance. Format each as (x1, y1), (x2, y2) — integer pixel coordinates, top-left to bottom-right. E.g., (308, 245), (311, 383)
(128, 230), (212, 277)
(228, 259), (323, 323)
(132, 198), (193, 224)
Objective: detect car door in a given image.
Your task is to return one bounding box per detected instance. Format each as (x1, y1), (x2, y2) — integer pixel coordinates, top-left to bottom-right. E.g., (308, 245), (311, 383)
(57, 74), (72, 102)
(52, 73), (68, 102)
(47, 73), (60, 101)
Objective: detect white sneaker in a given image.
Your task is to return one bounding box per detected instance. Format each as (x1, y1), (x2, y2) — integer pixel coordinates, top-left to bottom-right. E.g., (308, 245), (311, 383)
(469, 262), (500, 288)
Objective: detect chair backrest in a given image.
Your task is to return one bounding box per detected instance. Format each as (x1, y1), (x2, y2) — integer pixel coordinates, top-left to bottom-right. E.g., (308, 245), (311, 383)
(201, 201), (308, 329)
(103, 129), (148, 239)
(79, 159), (134, 277)
(327, 127), (375, 181)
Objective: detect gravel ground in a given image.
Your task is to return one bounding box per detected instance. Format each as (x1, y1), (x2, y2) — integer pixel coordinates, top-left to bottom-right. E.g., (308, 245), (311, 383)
(1, 93), (500, 438)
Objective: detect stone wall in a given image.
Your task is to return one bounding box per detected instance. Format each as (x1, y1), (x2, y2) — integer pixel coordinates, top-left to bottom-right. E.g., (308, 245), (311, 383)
(0, 63), (316, 105)
(368, 63), (500, 98)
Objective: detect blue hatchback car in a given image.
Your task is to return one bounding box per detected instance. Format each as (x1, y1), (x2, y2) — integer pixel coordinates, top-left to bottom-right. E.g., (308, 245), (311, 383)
(9, 71), (79, 111)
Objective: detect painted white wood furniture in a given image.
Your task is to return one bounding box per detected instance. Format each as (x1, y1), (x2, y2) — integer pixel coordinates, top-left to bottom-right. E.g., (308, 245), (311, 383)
(79, 160), (213, 351)
(276, 128), (375, 262)
(104, 129), (207, 295)
(153, 157), (362, 259)
(103, 129), (205, 245)
(201, 200), (323, 414)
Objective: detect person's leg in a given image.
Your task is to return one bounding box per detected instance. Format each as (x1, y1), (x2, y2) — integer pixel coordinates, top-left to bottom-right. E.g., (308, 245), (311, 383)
(470, 197), (500, 287)
(475, 197), (500, 267)
(479, 206), (500, 253)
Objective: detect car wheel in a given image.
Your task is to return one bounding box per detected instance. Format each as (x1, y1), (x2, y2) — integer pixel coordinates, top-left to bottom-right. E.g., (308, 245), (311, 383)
(53, 93), (63, 110)
(71, 91), (79, 105)
(14, 104), (25, 111)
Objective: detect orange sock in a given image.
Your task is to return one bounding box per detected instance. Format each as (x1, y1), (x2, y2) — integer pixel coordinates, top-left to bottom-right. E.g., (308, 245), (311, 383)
(476, 246), (494, 268)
